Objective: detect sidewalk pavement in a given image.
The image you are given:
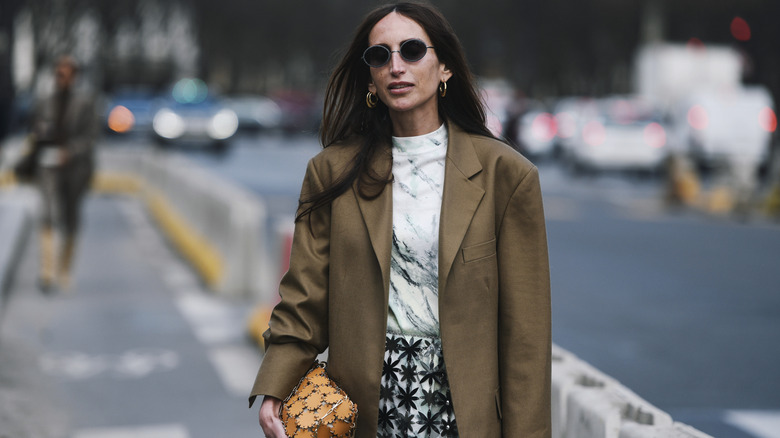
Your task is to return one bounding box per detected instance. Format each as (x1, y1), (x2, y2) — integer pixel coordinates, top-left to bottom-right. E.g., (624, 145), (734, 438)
(0, 189), (262, 438)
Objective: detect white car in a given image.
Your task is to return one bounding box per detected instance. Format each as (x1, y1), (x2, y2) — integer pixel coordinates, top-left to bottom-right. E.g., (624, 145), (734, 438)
(222, 95), (283, 132)
(511, 104), (558, 158)
(562, 97), (670, 172)
(551, 97), (596, 156)
(151, 79), (239, 152)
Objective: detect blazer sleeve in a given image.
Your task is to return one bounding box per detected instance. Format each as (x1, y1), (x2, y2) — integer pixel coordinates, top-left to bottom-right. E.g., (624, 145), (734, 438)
(497, 166), (552, 437)
(249, 157), (331, 407)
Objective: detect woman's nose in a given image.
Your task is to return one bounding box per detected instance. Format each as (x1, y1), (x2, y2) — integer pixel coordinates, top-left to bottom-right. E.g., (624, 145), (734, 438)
(389, 52), (406, 75)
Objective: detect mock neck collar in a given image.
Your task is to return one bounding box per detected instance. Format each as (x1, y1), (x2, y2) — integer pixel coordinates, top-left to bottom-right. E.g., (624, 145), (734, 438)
(392, 123), (447, 155)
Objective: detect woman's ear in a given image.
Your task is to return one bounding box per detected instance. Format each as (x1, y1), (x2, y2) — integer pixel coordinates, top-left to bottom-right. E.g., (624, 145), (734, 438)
(440, 65), (453, 83)
(368, 82), (377, 94)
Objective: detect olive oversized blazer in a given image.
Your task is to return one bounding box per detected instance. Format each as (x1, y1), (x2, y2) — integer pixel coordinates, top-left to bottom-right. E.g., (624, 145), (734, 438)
(250, 122), (551, 438)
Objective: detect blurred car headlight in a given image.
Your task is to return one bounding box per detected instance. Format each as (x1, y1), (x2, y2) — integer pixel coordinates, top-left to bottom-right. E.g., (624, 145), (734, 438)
(153, 109), (185, 139)
(208, 109), (239, 140)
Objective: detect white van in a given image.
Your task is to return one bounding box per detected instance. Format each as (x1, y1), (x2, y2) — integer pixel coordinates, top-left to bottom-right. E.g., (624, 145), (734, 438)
(672, 86), (776, 167)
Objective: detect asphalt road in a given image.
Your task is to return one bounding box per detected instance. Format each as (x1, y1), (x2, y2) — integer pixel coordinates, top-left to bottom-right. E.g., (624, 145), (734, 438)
(0, 188), (262, 438)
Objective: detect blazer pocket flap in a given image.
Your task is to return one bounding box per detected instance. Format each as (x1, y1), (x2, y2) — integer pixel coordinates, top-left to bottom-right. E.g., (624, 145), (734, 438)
(461, 238), (496, 263)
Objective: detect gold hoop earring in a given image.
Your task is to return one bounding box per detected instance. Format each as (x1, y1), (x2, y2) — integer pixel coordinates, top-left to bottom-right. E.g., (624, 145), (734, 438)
(439, 81), (447, 98)
(366, 91), (378, 108)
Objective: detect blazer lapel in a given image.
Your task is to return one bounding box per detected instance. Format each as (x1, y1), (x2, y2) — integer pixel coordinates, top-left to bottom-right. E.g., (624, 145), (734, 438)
(439, 124), (485, 294)
(354, 147), (394, 300)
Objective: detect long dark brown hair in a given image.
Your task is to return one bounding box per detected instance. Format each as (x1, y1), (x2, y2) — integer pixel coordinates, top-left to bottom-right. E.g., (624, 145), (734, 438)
(297, 1), (494, 221)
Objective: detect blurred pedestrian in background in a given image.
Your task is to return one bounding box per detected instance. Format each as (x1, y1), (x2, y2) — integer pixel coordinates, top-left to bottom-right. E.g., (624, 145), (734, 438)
(251, 3), (551, 437)
(29, 55), (97, 292)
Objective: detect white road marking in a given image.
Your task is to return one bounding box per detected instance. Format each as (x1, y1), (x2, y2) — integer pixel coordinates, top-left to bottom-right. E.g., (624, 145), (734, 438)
(72, 423), (190, 438)
(40, 351), (108, 380)
(40, 349), (179, 380)
(174, 292), (246, 345)
(112, 349), (179, 379)
(208, 345), (262, 398)
(725, 410), (780, 438)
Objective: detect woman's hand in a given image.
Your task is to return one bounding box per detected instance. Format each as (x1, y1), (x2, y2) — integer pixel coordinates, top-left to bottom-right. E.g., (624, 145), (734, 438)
(258, 396), (286, 437)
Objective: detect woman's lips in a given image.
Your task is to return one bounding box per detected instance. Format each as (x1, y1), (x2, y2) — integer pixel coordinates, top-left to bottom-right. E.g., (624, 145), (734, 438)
(388, 82), (413, 94)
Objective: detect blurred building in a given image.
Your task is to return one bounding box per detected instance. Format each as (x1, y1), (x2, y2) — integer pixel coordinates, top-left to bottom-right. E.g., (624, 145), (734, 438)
(1, 0), (778, 115)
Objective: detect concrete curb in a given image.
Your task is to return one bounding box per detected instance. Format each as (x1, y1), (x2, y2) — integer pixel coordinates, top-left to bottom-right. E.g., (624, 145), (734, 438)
(97, 148), (271, 299)
(90, 171), (226, 292)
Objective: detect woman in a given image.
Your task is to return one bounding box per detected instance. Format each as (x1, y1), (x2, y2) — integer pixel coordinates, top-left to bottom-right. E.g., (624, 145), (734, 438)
(251, 3), (551, 437)
(30, 55), (97, 292)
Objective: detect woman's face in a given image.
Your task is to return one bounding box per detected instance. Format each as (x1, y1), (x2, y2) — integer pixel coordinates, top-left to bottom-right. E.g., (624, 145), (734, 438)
(367, 12), (452, 131)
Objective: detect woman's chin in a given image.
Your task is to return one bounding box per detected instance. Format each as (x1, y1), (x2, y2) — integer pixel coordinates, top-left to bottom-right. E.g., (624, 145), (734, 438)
(385, 99), (436, 118)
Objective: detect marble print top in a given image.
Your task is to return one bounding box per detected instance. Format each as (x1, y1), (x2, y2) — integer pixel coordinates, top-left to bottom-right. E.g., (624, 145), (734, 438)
(387, 124), (448, 337)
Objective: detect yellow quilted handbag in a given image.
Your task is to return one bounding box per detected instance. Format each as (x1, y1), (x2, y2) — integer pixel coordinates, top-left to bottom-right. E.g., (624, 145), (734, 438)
(280, 361), (358, 437)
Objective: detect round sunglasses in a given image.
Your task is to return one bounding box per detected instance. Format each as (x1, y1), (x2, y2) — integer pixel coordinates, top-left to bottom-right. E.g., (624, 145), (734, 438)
(362, 39), (435, 68)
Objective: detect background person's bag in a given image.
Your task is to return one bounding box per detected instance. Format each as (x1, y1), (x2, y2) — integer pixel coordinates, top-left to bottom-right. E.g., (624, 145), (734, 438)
(13, 135), (40, 183)
(279, 360), (357, 437)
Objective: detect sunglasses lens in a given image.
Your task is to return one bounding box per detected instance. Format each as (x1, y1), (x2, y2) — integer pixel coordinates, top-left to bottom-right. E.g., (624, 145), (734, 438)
(364, 46), (390, 67)
(400, 40), (428, 62)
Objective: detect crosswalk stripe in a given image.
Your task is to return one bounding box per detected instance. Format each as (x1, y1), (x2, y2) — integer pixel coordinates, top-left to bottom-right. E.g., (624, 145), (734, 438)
(208, 345), (262, 398)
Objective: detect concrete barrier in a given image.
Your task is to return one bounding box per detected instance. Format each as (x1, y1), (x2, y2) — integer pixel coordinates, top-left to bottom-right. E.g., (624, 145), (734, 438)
(0, 196), (32, 313)
(552, 345), (712, 438)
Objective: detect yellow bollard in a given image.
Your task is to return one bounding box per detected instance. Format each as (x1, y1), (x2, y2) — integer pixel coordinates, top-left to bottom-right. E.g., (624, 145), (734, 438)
(764, 184), (780, 217)
(706, 185), (735, 214)
(246, 306), (274, 349)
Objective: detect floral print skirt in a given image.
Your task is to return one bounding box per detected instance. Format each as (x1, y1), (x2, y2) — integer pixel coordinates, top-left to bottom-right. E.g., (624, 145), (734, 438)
(377, 332), (458, 437)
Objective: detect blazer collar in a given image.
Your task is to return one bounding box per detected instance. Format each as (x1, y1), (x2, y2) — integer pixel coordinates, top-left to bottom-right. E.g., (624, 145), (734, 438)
(354, 122), (485, 297)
